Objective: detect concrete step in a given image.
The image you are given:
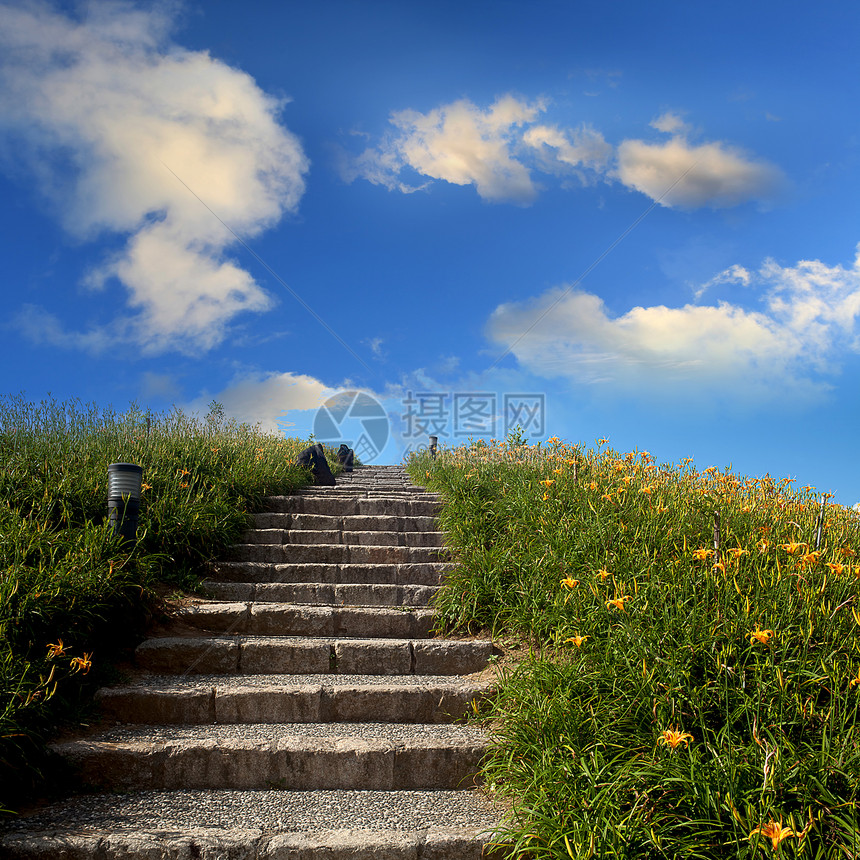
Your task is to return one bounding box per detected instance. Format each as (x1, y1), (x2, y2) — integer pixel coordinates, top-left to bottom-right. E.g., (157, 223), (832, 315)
(0, 789), (502, 859)
(135, 635), (493, 676)
(253, 513), (440, 531)
(173, 602), (436, 638)
(225, 543), (449, 564)
(265, 497), (442, 517)
(241, 529), (445, 547)
(201, 581), (440, 606)
(95, 675), (494, 724)
(50, 723), (488, 791)
(206, 561), (452, 586)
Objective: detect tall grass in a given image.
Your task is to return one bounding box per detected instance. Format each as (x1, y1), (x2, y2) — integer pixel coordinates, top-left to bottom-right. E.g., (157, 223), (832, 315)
(0, 394), (332, 812)
(408, 438), (860, 858)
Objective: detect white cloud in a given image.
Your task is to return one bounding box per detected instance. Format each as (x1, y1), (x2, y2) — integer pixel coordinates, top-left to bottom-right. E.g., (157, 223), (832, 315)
(344, 93), (782, 211)
(185, 371), (336, 434)
(343, 95), (545, 203)
(616, 136), (783, 209)
(650, 111), (689, 135)
(486, 244), (860, 401)
(0, 0), (308, 354)
(694, 264), (751, 299)
(522, 123), (611, 179)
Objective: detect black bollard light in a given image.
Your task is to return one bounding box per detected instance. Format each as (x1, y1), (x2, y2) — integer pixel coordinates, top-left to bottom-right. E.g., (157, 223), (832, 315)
(429, 435), (438, 459)
(108, 463), (143, 544)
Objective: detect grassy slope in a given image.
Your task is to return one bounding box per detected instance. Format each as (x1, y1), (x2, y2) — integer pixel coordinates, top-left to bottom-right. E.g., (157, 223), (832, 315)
(0, 396), (337, 812)
(408, 439), (860, 859)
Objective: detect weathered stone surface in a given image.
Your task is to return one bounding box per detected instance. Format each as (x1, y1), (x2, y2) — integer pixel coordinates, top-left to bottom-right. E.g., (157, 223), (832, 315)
(335, 640), (412, 675)
(135, 637), (239, 674)
(239, 638), (331, 674)
(96, 686), (215, 724)
(412, 640), (493, 675)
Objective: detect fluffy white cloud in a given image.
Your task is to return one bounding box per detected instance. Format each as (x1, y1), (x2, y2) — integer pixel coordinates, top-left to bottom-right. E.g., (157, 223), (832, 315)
(0, 0), (308, 354)
(345, 93), (782, 210)
(522, 123), (611, 179)
(616, 136), (783, 209)
(343, 95), (545, 203)
(650, 111), (689, 135)
(186, 371), (336, 434)
(487, 245), (860, 400)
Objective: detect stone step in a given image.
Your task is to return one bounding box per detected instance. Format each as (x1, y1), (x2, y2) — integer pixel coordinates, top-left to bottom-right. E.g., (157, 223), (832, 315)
(95, 675), (493, 724)
(253, 513), (440, 532)
(135, 635), (493, 675)
(0, 789), (501, 860)
(202, 581), (440, 606)
(265, 497), (442, 517)
(242, 529), (445, 548)
(50, 723), (488, 791)
(207, 561), (452, 586)
(173, 602), (436, 638)
(226, 543), (448, 564)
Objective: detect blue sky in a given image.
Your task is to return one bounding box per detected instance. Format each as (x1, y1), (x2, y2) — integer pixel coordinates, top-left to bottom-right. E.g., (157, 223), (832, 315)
(2, 0), (860, 501)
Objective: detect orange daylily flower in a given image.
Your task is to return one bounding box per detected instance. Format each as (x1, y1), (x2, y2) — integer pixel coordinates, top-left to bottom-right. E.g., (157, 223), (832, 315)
(749, 820), (796, 851)
(565, 635), (589, 647)
(726, 547), (749, 559)
(540, 479), (555, 487)
(750, 628), (774, 645)
(659, 727), (693, 749)
(597, 568), (611, 580)
(560, 577), (580, 590)
(691, 548), (712, 561)
(46, 640), (65, 658)
(826, 562), (845, 575)
(606, 596), (629, 611)
(69, 653), (92, 674)
(779, 542), (805, 555)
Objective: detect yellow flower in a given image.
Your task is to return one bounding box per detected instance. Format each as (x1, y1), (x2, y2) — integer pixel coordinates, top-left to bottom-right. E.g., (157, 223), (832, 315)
(622, 475), (634, 485)
(542, 492), (549, 501)
(749, 820), (796, 851)
(46, 639), (65, 658)
(597, 568), (611, 580)
(691, 548), (712, 561)
(798, 550), (822, 567)
(565, 635), (589, 647)
(540, 479), (555, 487)
(560, 577), (580, 590)
(180, 482), (189, 489)
(726, 547), (748, 559)
(750, 627), (774, 645)
(826, 562), (845, 575)
(70, 653), (92, 675)
(659, 727), (693, 749)
(779, 541), (805, 555)
(179, 468), (191, 477)
(589, 481), (597, 491)
(141, 482), (152, 492)
(849, 667), (860, 688)
(639, 485), (652, 495)
(713, 561), (726, 574)
(601, 493), (613, 501)
(598, 437), (609, 445)
(606, 596), (629, 611)
(840, 547), (856, 558)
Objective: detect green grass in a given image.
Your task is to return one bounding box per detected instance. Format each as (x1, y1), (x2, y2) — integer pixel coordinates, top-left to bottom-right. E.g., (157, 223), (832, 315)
(408, 437), (860, 859)
(0, 394), (341, 812)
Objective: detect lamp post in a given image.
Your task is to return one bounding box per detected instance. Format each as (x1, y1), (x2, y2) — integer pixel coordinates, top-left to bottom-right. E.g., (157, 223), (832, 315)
(429, 436), (438, 460)
(108, 463), (143, 544)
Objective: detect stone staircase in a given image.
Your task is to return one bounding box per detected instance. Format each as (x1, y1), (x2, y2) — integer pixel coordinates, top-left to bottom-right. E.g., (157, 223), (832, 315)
(1, 465), (502, 858)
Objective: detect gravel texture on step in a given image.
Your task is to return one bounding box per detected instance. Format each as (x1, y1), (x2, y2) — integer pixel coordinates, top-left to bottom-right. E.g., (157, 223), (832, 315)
(113, 673), (485, 689)
(1, 789), (501, 834)
(67, 722), (488, 745)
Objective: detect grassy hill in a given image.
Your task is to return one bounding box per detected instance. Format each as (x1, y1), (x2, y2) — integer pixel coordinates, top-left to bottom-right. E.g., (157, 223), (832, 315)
(0, 395), (335, 812)
(407, 437), (860, 859)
